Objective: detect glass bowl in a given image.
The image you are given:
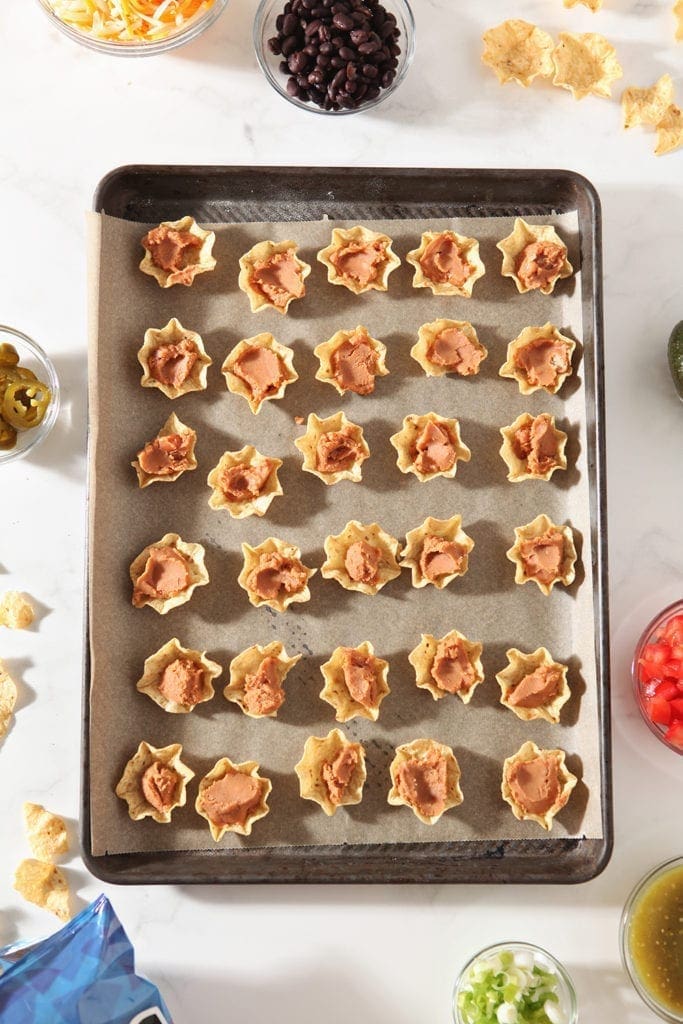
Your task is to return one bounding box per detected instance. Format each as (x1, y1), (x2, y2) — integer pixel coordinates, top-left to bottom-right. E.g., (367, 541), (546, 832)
(35, 0), (229, 56)
(0, 326), (60, 467)
(452, 941), (578, 1024)
(620, 857), (683, 1022)
(253, 0), (415, 115)
(632, 599), (683, 755)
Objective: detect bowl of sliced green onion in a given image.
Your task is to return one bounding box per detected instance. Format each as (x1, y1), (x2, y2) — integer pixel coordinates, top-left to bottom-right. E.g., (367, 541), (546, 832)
(453, 942), (577, 1024)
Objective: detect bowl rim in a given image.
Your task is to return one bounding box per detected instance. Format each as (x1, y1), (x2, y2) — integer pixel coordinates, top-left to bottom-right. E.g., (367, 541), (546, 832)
(452, 940), (578, 1024)
(620, 856), (683, 1023)
(253, 0), (415, 116)
(631, 598), (683, 755)
(0, 324), (60, 465)
(34, 0), (228, 56)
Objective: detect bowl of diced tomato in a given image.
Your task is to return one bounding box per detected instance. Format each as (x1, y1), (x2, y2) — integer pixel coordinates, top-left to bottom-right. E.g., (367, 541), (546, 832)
(633, 600), (683, 754)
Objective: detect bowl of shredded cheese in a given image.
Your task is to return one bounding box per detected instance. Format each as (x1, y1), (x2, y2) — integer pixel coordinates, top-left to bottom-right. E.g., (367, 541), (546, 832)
(37, 0), (228, 55)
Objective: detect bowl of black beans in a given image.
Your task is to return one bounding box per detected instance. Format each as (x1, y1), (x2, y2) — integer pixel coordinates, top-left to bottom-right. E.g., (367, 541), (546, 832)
(254, 0), (414, 114)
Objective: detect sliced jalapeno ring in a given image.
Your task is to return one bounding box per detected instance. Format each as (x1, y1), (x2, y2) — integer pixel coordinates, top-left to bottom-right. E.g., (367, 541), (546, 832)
(0, 418), (17, 450)
(2, 380), (52, 431)
(0, 344), (19, 368)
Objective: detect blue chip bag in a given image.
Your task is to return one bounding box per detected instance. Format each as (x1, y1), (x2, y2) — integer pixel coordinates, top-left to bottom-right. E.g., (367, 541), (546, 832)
(0, 894), (172, 1024)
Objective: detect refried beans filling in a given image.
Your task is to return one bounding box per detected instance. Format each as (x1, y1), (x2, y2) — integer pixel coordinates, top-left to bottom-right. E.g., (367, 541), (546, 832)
(322, 746), (360, 804)
(247, 552), (308, 601)
(219, 461), (272, 502)
(419, 234), (471, 287)
(511, 414), (559, 475)
(419, 535), (466, 582)
(430, 639), (476, 694)
(148, 338), (198, 388)
(507, 755), (561, 815)
(396, 751), (448, 818)
(508, 665), (562, 709)
(515, 241), (566, 290)
(342, 649), (379, 708)
(514, 337), (571, 390)
(329, 241), (387, 287)
(519, 530), (565, 585)
(158, 657), (205, 706)
(331, 335), (378, 394)
(138, 433), (193, 476)
(344, 540), (381, 584)
(141, 762), (179, 812)
(232, 347), (286, 401)
(200, 772), (262, 827)
(250, 251), (304, 308)
(243, 656), (285, 716)
(143, 226), (202, 274)
(133, 547), (190, 606)
(428, 328), (483, 375)
(315, 429), (362, 473)
(412, 421), (456, 475)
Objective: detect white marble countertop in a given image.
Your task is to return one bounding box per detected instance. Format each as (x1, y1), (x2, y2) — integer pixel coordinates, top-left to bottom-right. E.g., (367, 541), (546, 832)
(0, 0), (682, 1021)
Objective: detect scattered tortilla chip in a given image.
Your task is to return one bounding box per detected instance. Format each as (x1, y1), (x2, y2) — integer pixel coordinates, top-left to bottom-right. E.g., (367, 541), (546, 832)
(22, 803), (69, 861)
(552, 32), (623, 100)
(564, 0), (602, 10)
(622, 75), (675, 130)
(655, 104), (683, 156)
(0, 660), (17, 739)
(675, 1), (683, 42)
(482, 20), (554, 87)
(14, 859), (70, 921)
(0, 591), (34, 630)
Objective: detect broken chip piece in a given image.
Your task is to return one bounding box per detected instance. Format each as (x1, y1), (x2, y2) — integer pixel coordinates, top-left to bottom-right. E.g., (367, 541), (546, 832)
(481, 20), (554, 87)
(14, 859), (70, 921)
(0, 659), (17, 739)
(295, 729), (367, 817)
(196, 757), (272, 840)
(238, 240), (311, 315)
(409, 631), (484, 705)
(0, 591), (34, 630)
(622, 74), (675, 130)
(116, 741), (195, 824)
(655, 103), (683, 156)
(551, 32), (623, 100)
(22, 803), (69, 861)
(139, 216), (216, 289)
(388, 738), (463, 825)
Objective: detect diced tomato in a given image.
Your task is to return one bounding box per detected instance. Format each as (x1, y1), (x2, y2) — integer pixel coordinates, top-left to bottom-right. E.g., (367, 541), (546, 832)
(669, 697), (683, 718)
(662, 615), (683, 646)
(662, 660), (683, 680)
(670, 645), (683, 661)
(664, 718), (683, 749)
(654, 679), (680, 701)
(642, 642), (669, 664)
(639, 660), (667, 683)
(646, 696), (672, 726)
(677, 681), (683, 693)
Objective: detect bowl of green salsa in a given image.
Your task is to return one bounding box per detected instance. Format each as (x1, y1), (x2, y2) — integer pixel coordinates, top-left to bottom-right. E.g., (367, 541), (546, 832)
(621, 857), (683, 1022)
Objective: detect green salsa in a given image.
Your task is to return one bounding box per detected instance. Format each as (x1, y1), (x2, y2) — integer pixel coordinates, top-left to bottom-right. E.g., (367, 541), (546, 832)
(629, 864), (683, 1015)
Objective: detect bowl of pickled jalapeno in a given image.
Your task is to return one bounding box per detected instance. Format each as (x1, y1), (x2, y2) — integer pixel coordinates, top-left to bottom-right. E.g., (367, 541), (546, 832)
(0, 326), (59, 465)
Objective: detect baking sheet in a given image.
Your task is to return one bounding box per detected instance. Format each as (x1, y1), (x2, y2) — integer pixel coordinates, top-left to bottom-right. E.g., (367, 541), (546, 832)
(88, 207), (602, 860)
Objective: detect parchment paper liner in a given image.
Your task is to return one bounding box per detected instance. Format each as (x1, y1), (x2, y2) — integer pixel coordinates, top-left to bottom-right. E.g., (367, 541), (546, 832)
(408, 630), (484, 704)
(388, 738), (463, 825)
(499, 323), (577, 396)
(499, 413), (568, 482)
(313, 326), (388, 395)
(411, 319), (487, 377)
(129, 533), (209, 614)
(195, 757), (271, 839)
(238, 537), (316, 612)
(405, 231), (485, 296)
(224, 642), (301, 718)
(496, 647), (570, 724)
(138, 319), (212, 399)
(295, 411), (370, 484)
(497, 218), (573, 295)
(320, 642), (390, 722)
(115, 741), (195, 824)
(506, 513), (577, 595)
(238, 240), (311, 315)
(400, 515), (474, 589)
(501, 739), (577, 831)
(321, 521), (401, 594)
(136, 638), (221, 714)
(206, 447), (283, 518)
(139, 216), (216, 288)
(221, 333), (298, 415)
(317, 226), (401, 294)
(295, 729), (367, 816)
(132, 413), (198, 488)
(390, 412), (471, 481)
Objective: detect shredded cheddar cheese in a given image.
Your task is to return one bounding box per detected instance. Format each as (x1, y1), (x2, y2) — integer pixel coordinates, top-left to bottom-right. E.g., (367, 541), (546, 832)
(48, 0), (215, 42)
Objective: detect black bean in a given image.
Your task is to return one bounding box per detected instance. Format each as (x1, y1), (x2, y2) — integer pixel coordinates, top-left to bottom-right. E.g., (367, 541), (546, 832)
(350, 28), (368, 44)
(330, 55), (345, 67)
(331, 2), (348, 12)
(345, 79), (357, 93)
(286, 76), (299, 95)
(288, 51), (309, 73)
(331, 35), (344, 46)
(308, 68), (325, 84)
(331, 66), (347, 90)
(361, 62), (377, 77)
(338, 46), (355, 60)
(318, 23), (331, 40)
(282, 12), (298, 33)
(279, 60), (289, 72)
(311, 5), (327, 15)
(319, 41), (333, 54)
(281, 34), (299, 56)
(389, 42), (400, 56)
(358, 39), (379, 54)
(332, 12), (354, 30)
(388, 56), (398, 69)
(304, 17), (321, 33)
(355, 81), (367, 100)
(317, 53), (331, 66)
(381, 68), (394, 87)
(366, 84), (380, 99)
(303, 43), (318, 56)
(275, 14), (284, 30)
(267, 36), (282, 54)
(301, 0), (315, 7)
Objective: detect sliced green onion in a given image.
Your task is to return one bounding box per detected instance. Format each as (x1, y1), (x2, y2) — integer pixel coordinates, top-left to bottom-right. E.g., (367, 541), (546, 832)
(457, 948), (567, 1024)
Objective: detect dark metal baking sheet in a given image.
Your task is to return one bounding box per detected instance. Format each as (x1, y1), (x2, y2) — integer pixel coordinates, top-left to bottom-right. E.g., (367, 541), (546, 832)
(84, 165), (611, 884)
